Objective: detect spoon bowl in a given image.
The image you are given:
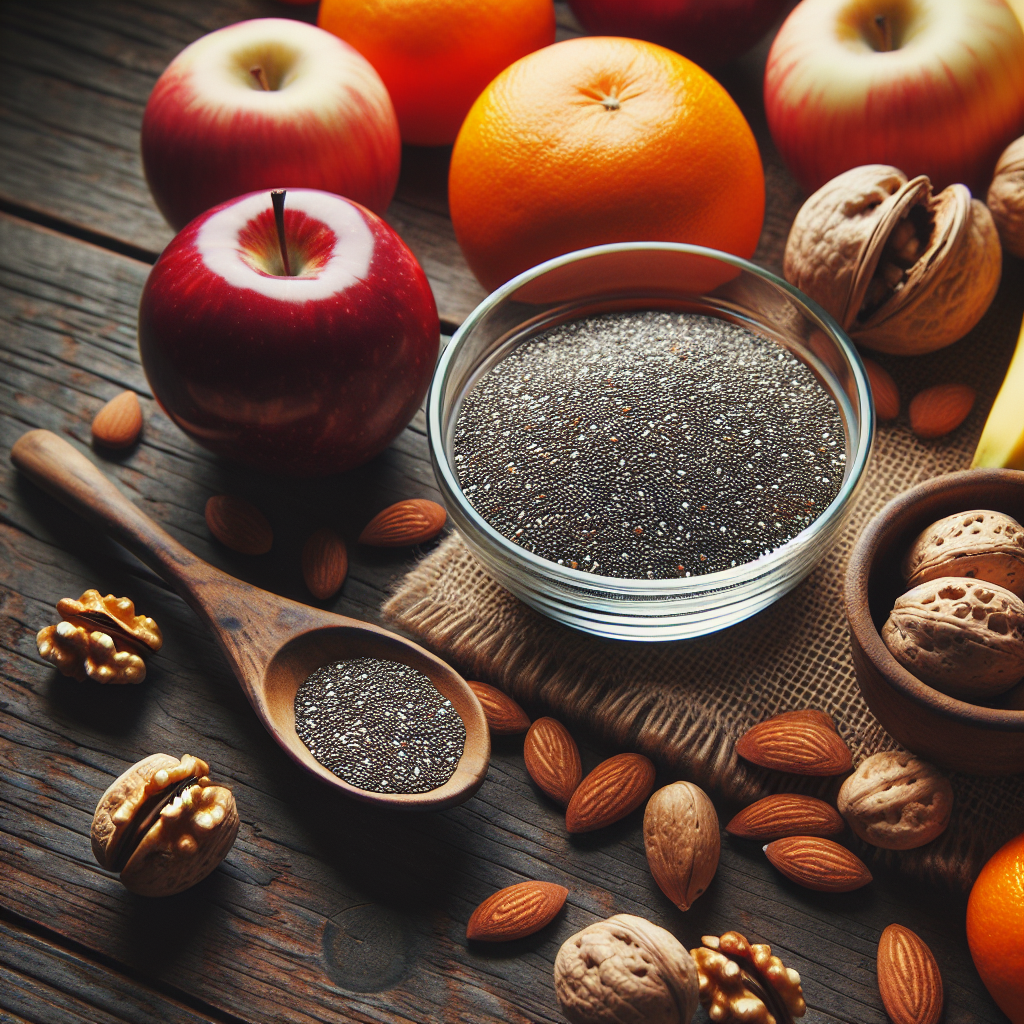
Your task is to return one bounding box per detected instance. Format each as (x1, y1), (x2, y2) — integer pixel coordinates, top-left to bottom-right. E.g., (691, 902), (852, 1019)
(11, 429), (490, 811)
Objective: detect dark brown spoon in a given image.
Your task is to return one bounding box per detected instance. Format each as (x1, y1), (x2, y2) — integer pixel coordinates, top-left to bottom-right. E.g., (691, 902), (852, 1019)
(12, 429), (490, 810)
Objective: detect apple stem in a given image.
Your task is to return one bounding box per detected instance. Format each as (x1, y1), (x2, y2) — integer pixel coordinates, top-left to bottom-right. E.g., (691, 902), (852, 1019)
(271, 190), (292, 277)
(250, 65), (270, 91)
(873, 15), (893, 51)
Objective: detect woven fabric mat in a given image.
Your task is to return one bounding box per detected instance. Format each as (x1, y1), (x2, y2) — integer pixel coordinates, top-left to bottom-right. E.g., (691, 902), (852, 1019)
(384, 250), (1024, 893)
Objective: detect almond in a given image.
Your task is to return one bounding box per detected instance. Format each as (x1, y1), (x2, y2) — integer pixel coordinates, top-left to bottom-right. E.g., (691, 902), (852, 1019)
(877, 923), (944, 1024)
(524, 717), (582, 806)
(205, 496), (273, 555)
(726, 794), (845, 841)
(466, 880), (568, 942)
(909, 383), (976, 440)
(862, 358), (900, 422)
(302, 528), (347, 600)
(763, 836), (872, 892)
(468, 681), (530, 735)
(735, 709), (853, 776)
(91, 390), (142, 448)
(358, 499), (446, 547)
(565, 752), (656, 834)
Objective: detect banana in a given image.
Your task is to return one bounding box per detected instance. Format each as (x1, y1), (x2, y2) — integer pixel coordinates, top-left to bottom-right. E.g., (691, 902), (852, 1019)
(972, 307), (1024, 469)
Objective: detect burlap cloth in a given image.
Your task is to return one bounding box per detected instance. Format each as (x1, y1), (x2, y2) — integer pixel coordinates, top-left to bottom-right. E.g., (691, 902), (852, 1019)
(384, 193), (1024, 892)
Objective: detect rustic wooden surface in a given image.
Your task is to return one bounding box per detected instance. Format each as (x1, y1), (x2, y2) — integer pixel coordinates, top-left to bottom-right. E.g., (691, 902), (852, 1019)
(0, 1), (1011, 1022)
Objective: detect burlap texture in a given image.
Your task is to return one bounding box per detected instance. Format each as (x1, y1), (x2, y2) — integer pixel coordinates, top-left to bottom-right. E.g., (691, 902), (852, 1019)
(384, 219), (1024, 894)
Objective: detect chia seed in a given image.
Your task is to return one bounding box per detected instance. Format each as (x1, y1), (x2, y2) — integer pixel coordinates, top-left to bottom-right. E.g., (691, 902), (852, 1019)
(453, 310), (846, 579)
(294, 657), (466, 794)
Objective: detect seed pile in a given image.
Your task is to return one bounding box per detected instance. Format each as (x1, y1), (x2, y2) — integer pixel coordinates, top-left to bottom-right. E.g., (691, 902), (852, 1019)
(454, 310), (845, 579)
(295, 657), (466, 794)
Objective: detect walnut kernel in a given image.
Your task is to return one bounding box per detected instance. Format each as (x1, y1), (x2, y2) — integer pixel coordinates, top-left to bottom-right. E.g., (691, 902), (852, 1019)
(837, 751), (953, 850)
(57, 589), (162, 653)
(37, 622), (146, 684)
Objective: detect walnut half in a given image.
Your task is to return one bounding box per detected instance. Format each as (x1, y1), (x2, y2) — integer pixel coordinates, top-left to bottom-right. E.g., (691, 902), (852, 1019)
(691, 931), (805, 1024)
(554, 914), (699, 1024)
(91, 753), (239, 897)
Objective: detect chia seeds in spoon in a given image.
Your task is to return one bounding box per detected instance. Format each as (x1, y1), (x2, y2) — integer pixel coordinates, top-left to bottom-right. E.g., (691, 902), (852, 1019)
(453, 310), (845, 579)
(295, 657), (466, 794)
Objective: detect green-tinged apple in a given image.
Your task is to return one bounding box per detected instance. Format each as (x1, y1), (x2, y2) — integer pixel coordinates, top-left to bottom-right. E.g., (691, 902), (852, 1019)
(138, 189), (439, 477)
(764, 0), (1024, 194)
(141, 19), (400, 231)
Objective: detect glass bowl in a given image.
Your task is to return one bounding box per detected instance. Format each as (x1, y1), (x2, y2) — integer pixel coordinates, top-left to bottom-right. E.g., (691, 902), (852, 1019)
(427, 243), (873, 641)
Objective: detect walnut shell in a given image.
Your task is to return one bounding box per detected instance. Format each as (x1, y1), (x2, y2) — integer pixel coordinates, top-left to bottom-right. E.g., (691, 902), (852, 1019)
(643, 781), (720, 912)
(92, 753), (239, 897)
(837, 751), (953, 850)
(554, 914), (699, 1024)
(784, 165), (1001, 355)
(881, 578), (1024, 700)
(987, 135), (1024, 259)
(903, 510), (1024, 597)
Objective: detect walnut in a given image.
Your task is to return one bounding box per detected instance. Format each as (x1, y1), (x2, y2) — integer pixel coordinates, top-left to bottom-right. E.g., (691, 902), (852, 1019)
(987, 135), (1024, 258)
(881, 577), (1024, 700)
(691, 931), (805, 1024)
(57, 589), (162, 654)
(837, 751), (952, 850)
(91, 753), (239, 897)
(902, 510), (1024, 597)
(554, 914), (699, 1024)
(784, 165), (1001, 355)
(37, 622), (146, 684)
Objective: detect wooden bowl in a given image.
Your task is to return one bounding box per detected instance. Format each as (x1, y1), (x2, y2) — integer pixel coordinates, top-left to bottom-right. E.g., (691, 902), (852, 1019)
(845, 469), (1024, 775)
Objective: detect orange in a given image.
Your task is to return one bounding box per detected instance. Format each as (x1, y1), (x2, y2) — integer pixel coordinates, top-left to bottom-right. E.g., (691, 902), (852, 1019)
(318, 0), (555, 146)
(448, 36), (765, 293)
(967, 831), (1024, 1023)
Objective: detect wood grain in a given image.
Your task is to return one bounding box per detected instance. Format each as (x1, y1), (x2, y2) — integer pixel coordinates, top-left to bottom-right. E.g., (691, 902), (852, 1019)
(0, 1), (1012, 1020)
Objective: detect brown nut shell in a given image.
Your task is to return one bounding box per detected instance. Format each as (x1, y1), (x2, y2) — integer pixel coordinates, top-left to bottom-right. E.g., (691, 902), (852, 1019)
(902, 510), (1024, 597)
(784, 165), (1001, 356)
(643, 781), (720, 912)
(554, 913), (699, 1024)
(987, 135), (1024, 259)
(92, 753), (238, 897)
(837, 752), (953, 850)
(881, 577), (1024, 700)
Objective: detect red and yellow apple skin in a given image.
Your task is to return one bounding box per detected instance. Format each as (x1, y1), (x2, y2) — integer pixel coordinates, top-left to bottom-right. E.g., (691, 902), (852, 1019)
(564, 0), (790, 69)
(141, 19), (400, 231)
(138, 189), (439, 477)
(764, 0), (1024, 195)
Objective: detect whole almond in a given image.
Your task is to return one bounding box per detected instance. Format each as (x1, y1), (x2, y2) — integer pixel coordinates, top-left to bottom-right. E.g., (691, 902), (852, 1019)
(726, 794), (845, 841)
(877, 923), (944, 1024)
(466, 880), (568, 942)
(524, 717), (582, 806)
(764, 836), (872, 892)
(565, 752), (656, 834)
(909, 383), (976, 440)
(302, 528), (347, 600)
(735, 709), (853, 776)
(91, 390), (142, 448)
(205, 496), (272, 555)
(359, 499), (446, 547)
(468, 681), (530, 735)
(863, 358), (900, 422)
(643, 781), (720, 911)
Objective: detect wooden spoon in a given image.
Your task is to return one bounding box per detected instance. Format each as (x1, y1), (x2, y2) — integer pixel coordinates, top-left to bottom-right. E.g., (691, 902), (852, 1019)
(11, 429), (489, 811)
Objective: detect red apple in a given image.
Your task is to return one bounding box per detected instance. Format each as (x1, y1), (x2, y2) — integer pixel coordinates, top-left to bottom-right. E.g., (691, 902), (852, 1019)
(765, 0), (1024, 194)
(138, 189), (439, 476)
(564, 0), (790, 69)
(141, 19), (400, 231)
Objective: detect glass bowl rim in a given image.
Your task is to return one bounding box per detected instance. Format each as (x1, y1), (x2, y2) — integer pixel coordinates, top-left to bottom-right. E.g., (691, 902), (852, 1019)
(428, 241), (874, 597)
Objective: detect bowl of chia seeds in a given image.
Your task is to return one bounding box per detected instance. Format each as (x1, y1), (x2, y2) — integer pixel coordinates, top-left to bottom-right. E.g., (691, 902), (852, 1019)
(428, 243), (873, 641)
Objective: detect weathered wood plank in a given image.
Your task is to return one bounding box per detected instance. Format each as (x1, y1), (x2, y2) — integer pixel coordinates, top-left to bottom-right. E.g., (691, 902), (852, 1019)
(0, 213), (1008, 1023)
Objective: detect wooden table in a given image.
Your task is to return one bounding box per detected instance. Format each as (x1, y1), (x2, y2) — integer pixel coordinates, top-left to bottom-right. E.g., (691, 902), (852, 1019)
(0, 2), (1011, 1022)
